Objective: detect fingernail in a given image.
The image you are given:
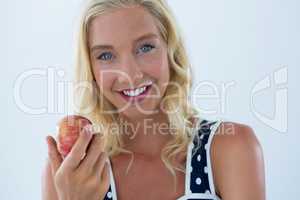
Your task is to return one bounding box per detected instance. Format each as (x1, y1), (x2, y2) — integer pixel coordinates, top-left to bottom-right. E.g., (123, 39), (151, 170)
(83, 128), (91, 137)
(46, 135), (50, 142)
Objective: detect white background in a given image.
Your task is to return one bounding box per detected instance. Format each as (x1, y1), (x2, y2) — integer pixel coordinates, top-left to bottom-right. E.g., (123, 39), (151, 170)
(1, 0), (299, 199)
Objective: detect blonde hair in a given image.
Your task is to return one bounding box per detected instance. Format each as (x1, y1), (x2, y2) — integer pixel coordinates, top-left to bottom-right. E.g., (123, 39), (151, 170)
(73, 0), (202, 191)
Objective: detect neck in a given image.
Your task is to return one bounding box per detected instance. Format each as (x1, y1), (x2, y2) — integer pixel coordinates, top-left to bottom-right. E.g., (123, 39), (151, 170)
(118, 110), (173, 158)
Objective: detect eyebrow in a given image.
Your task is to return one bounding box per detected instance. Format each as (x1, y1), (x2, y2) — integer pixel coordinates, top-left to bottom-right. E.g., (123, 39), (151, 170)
(90, 33), (158, 52)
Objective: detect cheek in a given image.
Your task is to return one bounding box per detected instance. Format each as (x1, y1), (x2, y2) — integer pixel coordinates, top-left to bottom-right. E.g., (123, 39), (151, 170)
(139, 50), (169, 80)
(93, 67), (115, 92)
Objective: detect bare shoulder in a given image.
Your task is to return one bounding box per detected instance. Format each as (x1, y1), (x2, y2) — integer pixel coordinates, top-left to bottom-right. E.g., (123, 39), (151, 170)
(210, 121), (265, 200)
(212, 121), (262, 153)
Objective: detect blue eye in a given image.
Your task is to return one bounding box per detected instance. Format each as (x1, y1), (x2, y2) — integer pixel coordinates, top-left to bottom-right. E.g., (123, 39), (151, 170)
(97, 52), (113, 61)
(138, 44), (155, 54)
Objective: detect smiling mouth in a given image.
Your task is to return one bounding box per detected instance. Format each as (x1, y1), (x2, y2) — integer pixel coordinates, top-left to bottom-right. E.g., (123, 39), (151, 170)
(118, 84), (152, 102)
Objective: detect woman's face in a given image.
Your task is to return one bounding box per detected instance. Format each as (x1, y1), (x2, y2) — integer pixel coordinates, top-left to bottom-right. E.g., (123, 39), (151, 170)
(88, 6), (170, 119)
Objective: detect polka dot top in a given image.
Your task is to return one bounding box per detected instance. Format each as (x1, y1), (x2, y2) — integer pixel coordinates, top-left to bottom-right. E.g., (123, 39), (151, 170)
(103, 118), (223, 200)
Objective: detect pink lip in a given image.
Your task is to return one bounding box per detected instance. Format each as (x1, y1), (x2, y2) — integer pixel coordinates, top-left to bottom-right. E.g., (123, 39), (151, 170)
(118, 85), (152, 103)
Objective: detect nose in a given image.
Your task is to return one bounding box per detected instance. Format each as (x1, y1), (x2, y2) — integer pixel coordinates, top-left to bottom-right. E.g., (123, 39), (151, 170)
(117, 54), (143, 84)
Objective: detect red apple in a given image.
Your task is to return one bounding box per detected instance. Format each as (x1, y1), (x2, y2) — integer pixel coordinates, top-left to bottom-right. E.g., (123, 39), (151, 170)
(56, 115), (92, 158)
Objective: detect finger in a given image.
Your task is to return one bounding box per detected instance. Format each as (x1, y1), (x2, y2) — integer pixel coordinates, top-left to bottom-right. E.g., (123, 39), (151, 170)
(78, 133), (106, 172)
(95, 152), (108, 174)
(46, 135), (63, 174)
(62, 127), (93, 170)
(101, 160), (110, 183)
(96, 161), (110, 197)
(100, 161), (110, 190)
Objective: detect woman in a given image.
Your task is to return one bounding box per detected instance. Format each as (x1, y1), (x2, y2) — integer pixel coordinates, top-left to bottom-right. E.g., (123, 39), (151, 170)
(42, 0), (265, 199)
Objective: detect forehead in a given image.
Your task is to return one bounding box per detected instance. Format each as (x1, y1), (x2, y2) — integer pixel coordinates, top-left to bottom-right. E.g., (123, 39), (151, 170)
(88, 5), (161, 46)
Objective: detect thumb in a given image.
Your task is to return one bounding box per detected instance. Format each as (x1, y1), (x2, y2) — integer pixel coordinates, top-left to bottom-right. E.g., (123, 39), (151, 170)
(46, 135), (63, 175)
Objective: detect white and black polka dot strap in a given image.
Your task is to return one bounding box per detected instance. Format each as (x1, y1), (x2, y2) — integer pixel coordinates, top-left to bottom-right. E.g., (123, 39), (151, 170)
(103, 158), (116, 200)
(104, 185), (113, 200)
(180, 119), (223, 200)
(188, 119), (220, 194)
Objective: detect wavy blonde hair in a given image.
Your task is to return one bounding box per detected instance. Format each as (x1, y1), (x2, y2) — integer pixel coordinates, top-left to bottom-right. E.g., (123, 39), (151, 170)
(73, 0), (202, 191)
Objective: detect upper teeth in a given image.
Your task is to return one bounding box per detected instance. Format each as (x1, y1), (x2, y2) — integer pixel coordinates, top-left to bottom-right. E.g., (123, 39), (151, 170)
(122, 86), (147, 97)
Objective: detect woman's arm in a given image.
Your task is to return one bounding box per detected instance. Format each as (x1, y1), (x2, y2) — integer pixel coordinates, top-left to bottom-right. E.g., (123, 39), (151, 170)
(41, 159), (59, 200)
(211, 122), (266, 200)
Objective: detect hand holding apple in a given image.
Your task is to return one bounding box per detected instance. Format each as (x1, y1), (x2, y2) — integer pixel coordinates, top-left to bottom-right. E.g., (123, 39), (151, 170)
(45, 114), (110, 200)
(56, 115), (92, 158)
